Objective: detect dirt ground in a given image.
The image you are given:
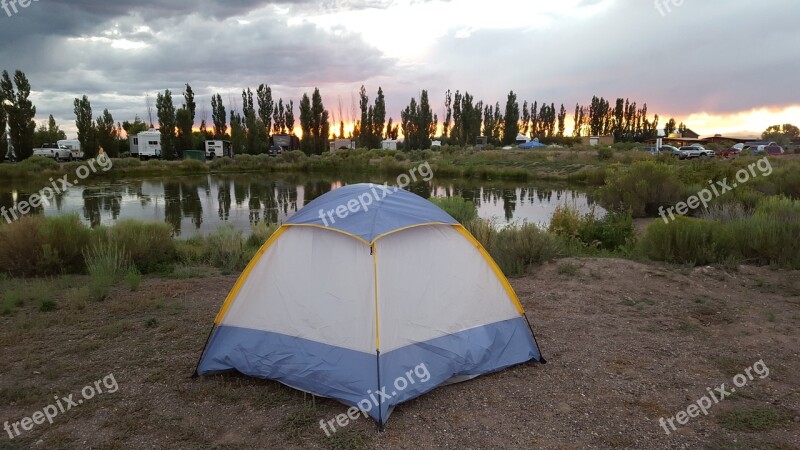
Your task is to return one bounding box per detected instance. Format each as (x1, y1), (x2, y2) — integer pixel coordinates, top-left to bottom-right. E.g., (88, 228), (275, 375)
(1, 258), (798, 449)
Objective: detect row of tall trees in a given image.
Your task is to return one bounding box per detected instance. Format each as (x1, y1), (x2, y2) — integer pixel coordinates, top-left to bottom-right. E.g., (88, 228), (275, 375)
(73, 95), (124, 158)
(571, 96), (660, 141)
(11, 68), (783, 160)
(400, 90), (437, 150)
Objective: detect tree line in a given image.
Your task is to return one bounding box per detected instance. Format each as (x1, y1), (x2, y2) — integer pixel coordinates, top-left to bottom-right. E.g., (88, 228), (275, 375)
(4, 67), (799, 160)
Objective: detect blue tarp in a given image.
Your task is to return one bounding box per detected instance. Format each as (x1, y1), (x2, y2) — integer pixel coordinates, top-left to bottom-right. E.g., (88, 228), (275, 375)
(287, 183), (458, 242)
(518, 139), (546, 149)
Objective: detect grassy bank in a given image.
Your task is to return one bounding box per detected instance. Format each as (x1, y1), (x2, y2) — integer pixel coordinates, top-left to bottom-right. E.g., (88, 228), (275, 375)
(2, 188), (797, 300)
(0, 145), (654, 184)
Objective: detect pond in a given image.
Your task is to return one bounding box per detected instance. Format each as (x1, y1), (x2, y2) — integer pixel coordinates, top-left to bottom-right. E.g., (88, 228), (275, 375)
(0, 174), (604, 237)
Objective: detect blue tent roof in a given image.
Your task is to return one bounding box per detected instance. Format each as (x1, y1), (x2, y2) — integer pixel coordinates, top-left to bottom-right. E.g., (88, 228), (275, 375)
(519, 139), (546, 149)
(287, 183), (458, 242)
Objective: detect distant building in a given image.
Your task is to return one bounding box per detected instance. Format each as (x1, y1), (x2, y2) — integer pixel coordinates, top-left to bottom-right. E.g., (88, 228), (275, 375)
(381, 139), (398, 150)
(704, 134), (755, 145)
(475, 136), (489, 150)
(329, 138), (356, 152)
(581, 135), (615, 146)
(681, 128), (700, 139)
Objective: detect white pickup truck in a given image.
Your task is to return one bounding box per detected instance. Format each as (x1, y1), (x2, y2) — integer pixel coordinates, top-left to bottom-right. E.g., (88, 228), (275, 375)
(32, 143), (69, 161)
(32, 141), (84, 161)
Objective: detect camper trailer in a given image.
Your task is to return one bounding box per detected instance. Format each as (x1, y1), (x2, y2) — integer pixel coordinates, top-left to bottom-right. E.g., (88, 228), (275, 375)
(132, 131), (162, 160)
(205, 140), (233, 159)
(56, 140), (84, 160)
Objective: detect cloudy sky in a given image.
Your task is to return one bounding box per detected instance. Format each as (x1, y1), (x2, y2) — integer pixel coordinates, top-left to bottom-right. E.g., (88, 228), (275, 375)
(1, 0), (798, 138)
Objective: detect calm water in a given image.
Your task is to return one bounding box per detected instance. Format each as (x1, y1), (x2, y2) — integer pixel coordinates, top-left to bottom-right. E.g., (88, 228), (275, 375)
(0, 174), (603, 237)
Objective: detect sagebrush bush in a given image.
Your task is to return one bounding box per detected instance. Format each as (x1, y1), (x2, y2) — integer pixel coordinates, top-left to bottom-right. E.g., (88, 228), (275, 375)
(638, 217), (725, 265)
(639, 196), (800, 269)
(465, 220), (563, 276)
(206, 225), (245, 272)
(246, 221), (279, 251)
(17, 156), (59, 171)
(83, 241), (132, 301)
(0, 216), (46, 276)
(549, 204), (633, 251)
(105, 219), (176, 273)
(598, 161), (689, 217)
(37, 214), (92, 274)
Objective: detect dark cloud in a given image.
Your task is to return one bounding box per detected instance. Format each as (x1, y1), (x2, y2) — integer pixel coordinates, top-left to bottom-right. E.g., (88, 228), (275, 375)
(424, 0), (800, 118)
(0, 0), (797, 136)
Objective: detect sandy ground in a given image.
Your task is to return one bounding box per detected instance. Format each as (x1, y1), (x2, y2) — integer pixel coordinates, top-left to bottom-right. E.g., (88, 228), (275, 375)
(1, 258), (798, 449)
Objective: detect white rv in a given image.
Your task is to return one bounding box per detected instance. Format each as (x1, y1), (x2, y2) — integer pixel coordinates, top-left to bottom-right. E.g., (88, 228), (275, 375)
(132, 131), (161, 160)
(204, 140), (232, 159)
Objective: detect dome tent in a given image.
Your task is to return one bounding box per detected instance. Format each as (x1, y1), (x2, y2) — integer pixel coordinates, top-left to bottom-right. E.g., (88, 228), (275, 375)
(194, 183), (545, 427)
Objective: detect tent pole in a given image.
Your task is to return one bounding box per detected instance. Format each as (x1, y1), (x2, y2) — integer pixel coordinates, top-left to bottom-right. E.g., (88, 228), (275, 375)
(523, 313), (547, 364)
(191, 324), (217, 378)
(375, 349), (385, 432)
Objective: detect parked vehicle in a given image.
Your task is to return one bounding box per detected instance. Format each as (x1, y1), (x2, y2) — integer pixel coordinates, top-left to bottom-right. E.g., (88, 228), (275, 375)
(716, 147), (741, 158)
(136, 131), (162, 160)
(743, 141), (777, 154)
(205, 140), (233, 159)
(689, 144), (715, 157)
(267, 145), (283, 156)
(56, 139), (84, 160)
(33, 143), (61, 159)
(667, 146), (689, 159)
(760, 144), (785, 156)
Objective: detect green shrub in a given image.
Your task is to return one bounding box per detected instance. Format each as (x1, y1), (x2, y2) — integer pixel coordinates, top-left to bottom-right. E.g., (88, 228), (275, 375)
(639, 197), (800, 269)
(638, 217), (724, 265)
(549, 204), (633, 251)
(37, 214), (92, 274)
(105, 219), (176, 273)
(18, 156), (59, 171)
(429, 196), (478, 224)
(466, 220), (563, 276)
(279, 150), (307, 164)
(125, 267), (142, 292)
(597, 147), (613, 160)
(206, 225), (245, 272)
(246, 221), (279, 251)
(598, 161), (689, 217)
(209, 156), (235, 170)
(83, 241), (132, 301)
(175, 237), (209, 265)
(179, 159), (208, 172)
(0, 216), (45, 276)
(731, 197), (800, 267)
(39, 300), (57, 312)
